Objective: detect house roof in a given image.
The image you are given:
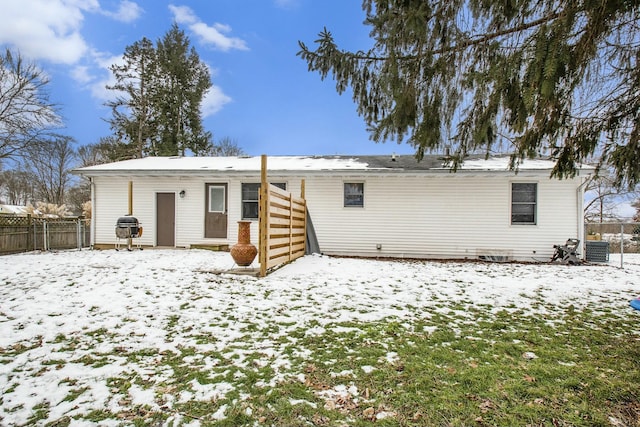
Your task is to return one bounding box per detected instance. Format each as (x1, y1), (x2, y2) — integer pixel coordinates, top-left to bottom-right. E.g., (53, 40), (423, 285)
(0, 205), (30, 215)
(73, 154), (591, 176)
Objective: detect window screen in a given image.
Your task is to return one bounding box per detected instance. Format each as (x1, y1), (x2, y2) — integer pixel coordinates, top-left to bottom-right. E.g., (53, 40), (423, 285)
(511, 183), (537, 224)
(344, 183), (364, 207)
(241, 182), (286, 219)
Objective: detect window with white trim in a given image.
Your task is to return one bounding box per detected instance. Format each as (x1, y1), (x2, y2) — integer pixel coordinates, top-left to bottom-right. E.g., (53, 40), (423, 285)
(208, 186), (225, 213)
(241, 182), (286, 219)
(511, 183), (537, 224)
(344, 183), (364, 207)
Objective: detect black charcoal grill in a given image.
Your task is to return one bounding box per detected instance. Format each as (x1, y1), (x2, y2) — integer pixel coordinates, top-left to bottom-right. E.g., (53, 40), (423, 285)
(115, 216), (142, 250)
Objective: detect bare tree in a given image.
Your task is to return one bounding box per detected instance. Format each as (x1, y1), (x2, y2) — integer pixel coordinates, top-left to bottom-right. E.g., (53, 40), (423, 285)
(22, 136), (76, 205)
(77, 139), (113, 167)
(0, 49), (61, 160)
(585, 172), (639, 222)
(65, 137), (125, 215)
(65, 184), (90, 216)
(0, 169), (33, 205)
(206, 136), (246, 156)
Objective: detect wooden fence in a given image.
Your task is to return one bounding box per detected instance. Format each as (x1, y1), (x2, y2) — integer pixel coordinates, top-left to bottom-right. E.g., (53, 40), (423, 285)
(258, 155), (307, 277)
(0, 215), (90, 255)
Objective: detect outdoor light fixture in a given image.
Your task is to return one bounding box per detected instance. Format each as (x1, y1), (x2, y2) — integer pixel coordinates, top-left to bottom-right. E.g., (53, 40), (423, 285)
(179, 190), (186, 198)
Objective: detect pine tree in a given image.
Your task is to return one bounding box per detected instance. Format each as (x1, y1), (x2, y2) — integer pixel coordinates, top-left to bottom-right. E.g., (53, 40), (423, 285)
(155, 24), (213, 156)
(106, 38), (157, 158)
(298, 0), (640, 188)
(106, 25), (213, 158)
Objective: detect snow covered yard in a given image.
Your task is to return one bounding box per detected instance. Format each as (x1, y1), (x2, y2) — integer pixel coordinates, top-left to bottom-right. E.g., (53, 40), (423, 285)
(1, 249), (639, 426)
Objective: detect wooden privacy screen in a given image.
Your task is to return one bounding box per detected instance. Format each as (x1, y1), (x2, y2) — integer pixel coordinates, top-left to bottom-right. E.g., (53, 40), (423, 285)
(258, 155), (307, 277)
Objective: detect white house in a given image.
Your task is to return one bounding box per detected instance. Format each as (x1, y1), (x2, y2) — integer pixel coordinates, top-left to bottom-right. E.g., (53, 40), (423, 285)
(73, 154), (592, 261)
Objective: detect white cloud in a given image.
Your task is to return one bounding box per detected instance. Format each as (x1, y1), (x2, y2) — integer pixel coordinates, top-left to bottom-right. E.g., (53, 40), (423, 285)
(0, 0), (232, 115)
(71, 65), (93, 84)
(167, 4), (198, 24)
(88, 53), (125, 102)
(57, 50), (123, 104)
(168, 4), (249, 52)
(88, 54), (231, 118)
(0, 0), (95, 64)
(201, 85), (232, 117)
(0, 0), (141, 66)
(0, 0), (115, 118)
(102, 0), (144, 23)
(189, 22), (249, 51)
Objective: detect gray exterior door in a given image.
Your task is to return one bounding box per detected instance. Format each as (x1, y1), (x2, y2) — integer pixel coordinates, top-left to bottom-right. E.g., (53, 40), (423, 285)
(156, 192), (175, 246)
(205, 183), (228, 238)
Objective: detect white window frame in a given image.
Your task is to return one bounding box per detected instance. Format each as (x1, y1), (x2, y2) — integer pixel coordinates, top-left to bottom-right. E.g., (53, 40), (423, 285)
(511, 182), (537, 225)
(208, 185), (226, 213)
(344, 182), (364, 207)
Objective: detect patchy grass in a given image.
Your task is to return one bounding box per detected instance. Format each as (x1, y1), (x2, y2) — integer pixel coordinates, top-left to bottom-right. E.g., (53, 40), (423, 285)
(1, 251), (639, 426)
(276, 308), (640, 426)
(6, 305), (637, 426)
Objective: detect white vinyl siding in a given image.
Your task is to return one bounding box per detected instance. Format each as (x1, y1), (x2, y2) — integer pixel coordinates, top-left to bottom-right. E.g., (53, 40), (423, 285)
(90, 171), (582, 261)
(305, 174), (579, 260)
(92, 177), (228, 247)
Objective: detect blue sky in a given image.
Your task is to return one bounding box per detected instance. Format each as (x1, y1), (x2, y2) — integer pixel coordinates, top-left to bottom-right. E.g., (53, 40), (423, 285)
(0, 0), (417, 157)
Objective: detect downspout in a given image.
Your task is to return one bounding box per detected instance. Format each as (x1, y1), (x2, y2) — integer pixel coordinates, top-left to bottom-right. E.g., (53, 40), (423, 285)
(576, 174), (592, 259)
(90, 177), (96, 249)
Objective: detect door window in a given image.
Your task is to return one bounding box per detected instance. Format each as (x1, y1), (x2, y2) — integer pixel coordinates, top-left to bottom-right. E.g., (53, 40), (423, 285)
(209, 186), (225, 213)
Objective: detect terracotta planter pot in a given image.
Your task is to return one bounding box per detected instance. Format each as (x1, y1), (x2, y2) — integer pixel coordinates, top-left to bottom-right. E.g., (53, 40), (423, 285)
(230, 220), (257, 266)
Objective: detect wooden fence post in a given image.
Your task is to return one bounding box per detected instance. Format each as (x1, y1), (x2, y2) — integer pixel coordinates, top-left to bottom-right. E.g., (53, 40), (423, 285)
(259, 155), (268, 277)
(301, 179), (306, 253)
(289, 192), (293, 261)
(128, 181), (133, 215)
(128, 181), (133, 249)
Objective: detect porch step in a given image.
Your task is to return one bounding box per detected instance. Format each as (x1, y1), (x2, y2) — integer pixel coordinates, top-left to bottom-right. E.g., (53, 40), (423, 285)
(190, 244), (230, 252)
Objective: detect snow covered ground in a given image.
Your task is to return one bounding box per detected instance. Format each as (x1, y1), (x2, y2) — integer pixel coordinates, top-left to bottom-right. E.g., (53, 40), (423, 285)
(0, 249), (639, 426)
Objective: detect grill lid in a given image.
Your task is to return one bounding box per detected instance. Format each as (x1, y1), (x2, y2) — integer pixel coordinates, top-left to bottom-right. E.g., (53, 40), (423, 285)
(116, 216), (139, 226)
